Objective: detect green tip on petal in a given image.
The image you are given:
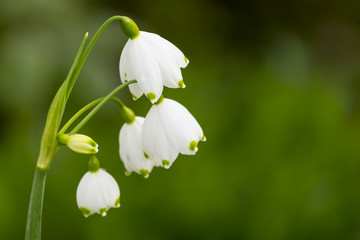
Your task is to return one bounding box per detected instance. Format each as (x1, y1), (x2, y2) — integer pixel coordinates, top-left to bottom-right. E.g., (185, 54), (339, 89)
(66, 134), (99, 154)
(189, 141), (198, 151)
(178, 79), (185, 88)
(162, 160), (170, 167)
(184, 56), (188, 63)
(202, 133), (207, 141)
(115, 196), (121, 207)
(100, 208), (107, 216)
(80, 207), (91, 217)
(139, 169), (149, 178)
(143, 152), (149, 159)
(154, 95), (164, 105)
(88, 148), (99, 154)
(125, 72), (127, 78)
(146, 92), (156, 102)
(125, 169), (131, 176)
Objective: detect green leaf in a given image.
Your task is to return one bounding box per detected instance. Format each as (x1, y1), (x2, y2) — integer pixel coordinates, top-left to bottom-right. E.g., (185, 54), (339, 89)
(36, 33), (88, 170)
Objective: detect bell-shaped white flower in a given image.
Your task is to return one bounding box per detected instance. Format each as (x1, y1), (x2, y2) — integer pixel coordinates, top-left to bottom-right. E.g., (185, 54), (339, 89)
(119, 31), (189, 103)
(142, 97), (206, 168)
(119, 116), (154, 178)
(76, 168), (120, 217)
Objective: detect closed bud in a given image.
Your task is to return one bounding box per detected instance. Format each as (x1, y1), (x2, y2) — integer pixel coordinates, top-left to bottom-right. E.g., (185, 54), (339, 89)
(58, 134), (98, 154)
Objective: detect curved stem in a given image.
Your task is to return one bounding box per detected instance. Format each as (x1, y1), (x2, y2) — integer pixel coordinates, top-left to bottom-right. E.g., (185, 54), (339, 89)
(70, 80), (136, 134)
(58, 99), (103, 135)
(110, 97), (125, 107)
(66, 16), (128, 101)
(58, 97), (125, 135)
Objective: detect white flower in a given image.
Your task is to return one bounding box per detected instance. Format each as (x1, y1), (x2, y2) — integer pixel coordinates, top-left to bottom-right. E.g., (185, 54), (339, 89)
(142, 97), (206, 168)
(119, 116), (154, 178)
(119, 31), (189, 103)
(76, 169), (120, 217)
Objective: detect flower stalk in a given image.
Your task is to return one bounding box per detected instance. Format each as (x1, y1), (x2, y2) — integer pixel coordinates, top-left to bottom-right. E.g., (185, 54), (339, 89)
(25, 168), (47, 240)
(26, 16), (137, 240)
(26, 32), (88, 240)
(69, 80), (136, 135)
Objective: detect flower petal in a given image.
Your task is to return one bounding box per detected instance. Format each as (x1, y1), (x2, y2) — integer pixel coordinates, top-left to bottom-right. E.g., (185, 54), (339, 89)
(76, 172), (106, 216)
(127, 36), (163, 103)
(142, 104), (179, 168)
(120, 40), (143, 100)
(76, 170), (120, 217)
(150, 99), (203, 157)
(119, 117), (154, 177)
(141, 31), (189, 68)
(97, 169), (120, 208)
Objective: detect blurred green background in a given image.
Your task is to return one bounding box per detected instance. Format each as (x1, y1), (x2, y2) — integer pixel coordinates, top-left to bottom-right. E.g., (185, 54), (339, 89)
(2, 0), (360, 239)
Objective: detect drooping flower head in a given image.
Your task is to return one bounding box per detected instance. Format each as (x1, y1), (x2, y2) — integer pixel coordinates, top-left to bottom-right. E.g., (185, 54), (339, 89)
(119, 31), (189, 103)
(119, 116), (154, 178)
(142, 96), (206, 168)
(76, 156), (120, 217)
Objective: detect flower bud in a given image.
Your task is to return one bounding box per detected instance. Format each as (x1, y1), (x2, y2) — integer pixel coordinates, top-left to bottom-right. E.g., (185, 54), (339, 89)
(58, 134), (98, 154)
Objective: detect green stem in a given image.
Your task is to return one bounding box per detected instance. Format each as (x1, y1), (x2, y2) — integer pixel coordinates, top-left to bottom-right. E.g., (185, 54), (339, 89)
(66, 16), (129, 101)
(58, 97), (125, 135)
(25, 16), (134, 240)
(25, 167), (47, 240)
(70, 80), (135, 134)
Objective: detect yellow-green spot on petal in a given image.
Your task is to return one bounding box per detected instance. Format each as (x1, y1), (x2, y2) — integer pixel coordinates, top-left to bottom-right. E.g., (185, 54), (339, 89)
(162, 160), (170, 167)
(154, 95), (164, 105)
(178, 79), (185, 88)
(125, 72), (127, 78)
(115, 196), (120, 207)
(146, 92), (156, 102)
(184, 56), (188, 63)
(189, 141), (197, 151)
(139, 169), (149, 178)
(125, 169), (130, 176)
(88, 148), (98, 154)
(80, 207), (91, 217)
(100, 208), (107, 216)
(143, 151), (149, 159)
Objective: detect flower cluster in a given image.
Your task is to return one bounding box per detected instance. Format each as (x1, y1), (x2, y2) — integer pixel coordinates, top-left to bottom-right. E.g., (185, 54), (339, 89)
(60, 16), (205, 217)
(119, 96), (205, 178)
(118, 27), (205, 177)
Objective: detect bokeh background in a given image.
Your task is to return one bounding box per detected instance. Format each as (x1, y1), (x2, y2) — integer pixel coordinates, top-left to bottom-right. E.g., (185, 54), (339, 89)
(1, 0), (360, 239)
